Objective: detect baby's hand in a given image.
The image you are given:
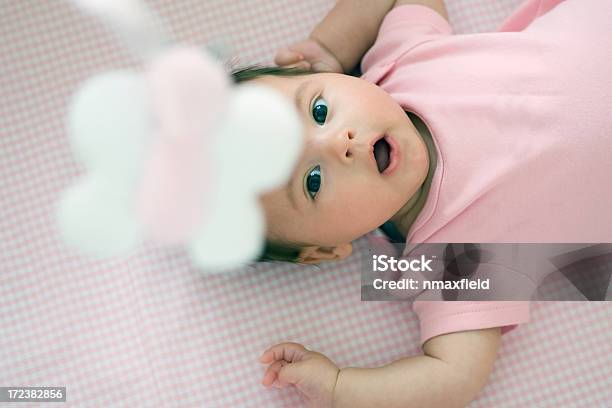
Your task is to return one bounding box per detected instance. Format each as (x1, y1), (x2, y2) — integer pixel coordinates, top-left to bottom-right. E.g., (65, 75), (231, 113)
(259, 342), (340, 408)
(274, 38), (344, 73)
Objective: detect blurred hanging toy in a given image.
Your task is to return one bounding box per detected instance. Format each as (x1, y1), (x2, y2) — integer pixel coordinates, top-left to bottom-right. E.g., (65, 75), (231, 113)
(57, 0), (303, 270)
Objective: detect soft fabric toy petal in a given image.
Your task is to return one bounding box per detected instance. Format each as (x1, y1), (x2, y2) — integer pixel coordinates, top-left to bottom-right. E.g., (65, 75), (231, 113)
(213, 84), (304, 193)
(70, 0), (170, 60)
(58, 72), (148, 255)
(189, 84), (303, 270)
(57, 172), (142, 256)
(67, 71), (148, 177)
(189, 191), (265, 271)
(135, 47), (230, 244)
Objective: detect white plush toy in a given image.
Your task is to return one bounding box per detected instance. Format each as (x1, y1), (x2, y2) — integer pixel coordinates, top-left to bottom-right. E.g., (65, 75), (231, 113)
(57, 0), (303, 270)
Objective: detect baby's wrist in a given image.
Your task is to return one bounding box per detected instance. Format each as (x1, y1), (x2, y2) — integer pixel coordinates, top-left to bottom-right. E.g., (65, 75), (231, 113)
(331, 367), (360, 408)
(308, 34), (346, 73)
(331, 368), (342, 408)
(330, 367), (343, 408)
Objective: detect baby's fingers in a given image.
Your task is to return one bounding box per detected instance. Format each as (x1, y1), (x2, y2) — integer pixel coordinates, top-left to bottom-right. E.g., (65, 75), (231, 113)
(274, 48), (304, 67)
(284, 61), (312, 70)
(262, 360), (287, 388)
(260, 342), (309, 364)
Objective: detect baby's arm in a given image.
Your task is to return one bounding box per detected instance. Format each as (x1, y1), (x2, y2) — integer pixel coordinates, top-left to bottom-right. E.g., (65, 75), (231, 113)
(260, 327), (500, 407)
(334, 327), (500, 408)
(307, 0), (396, 73)
(311, 0), (448, 73)
(275, 1), (448, 73)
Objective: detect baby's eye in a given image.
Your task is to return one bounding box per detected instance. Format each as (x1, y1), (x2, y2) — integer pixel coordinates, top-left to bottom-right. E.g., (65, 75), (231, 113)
(305, 165), (322, 200)
(311, 97), (328, 125)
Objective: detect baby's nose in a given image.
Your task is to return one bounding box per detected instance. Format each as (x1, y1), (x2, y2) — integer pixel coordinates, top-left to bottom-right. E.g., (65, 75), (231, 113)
(322, 129), (355, 164)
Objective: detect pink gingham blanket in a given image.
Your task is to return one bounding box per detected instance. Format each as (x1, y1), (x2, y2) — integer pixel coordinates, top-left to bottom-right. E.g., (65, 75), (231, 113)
(1, 1), (610, 406)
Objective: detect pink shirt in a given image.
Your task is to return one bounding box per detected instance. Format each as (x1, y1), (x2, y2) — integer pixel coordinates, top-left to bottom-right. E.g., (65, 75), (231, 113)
(361, 0), (612, 344)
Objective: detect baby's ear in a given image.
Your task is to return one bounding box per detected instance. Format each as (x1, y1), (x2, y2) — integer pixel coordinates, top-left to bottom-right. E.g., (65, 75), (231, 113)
(296, 243), (353, 264)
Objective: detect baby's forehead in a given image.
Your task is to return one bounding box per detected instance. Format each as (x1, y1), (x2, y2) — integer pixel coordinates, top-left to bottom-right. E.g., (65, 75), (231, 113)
(253, 72), (361, 108)
(254, 71), (343, 87)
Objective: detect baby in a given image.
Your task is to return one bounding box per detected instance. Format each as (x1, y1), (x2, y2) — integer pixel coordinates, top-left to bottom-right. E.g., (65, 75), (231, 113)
(238, 0), (612, 406)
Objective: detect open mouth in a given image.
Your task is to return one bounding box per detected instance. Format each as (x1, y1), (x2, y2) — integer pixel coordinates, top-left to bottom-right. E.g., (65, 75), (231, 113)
(373, 136), (392, 173)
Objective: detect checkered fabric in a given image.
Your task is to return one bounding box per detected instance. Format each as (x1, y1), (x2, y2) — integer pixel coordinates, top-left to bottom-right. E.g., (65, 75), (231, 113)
(1, 0), (610, 406)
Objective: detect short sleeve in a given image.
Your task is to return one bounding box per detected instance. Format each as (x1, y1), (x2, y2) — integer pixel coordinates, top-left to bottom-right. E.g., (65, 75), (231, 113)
(412, 301), (530, 345)
(361, 5), (453, 79)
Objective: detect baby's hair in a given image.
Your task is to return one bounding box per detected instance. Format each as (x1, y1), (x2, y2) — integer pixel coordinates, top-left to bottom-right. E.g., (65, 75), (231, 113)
(259, 240), (302, 262)
(230, 64), (313, 84)
(229, 64), (314, 262)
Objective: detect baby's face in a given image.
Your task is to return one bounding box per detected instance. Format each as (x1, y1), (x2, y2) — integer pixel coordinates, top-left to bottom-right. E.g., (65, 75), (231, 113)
(256, 73), (429, 248)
